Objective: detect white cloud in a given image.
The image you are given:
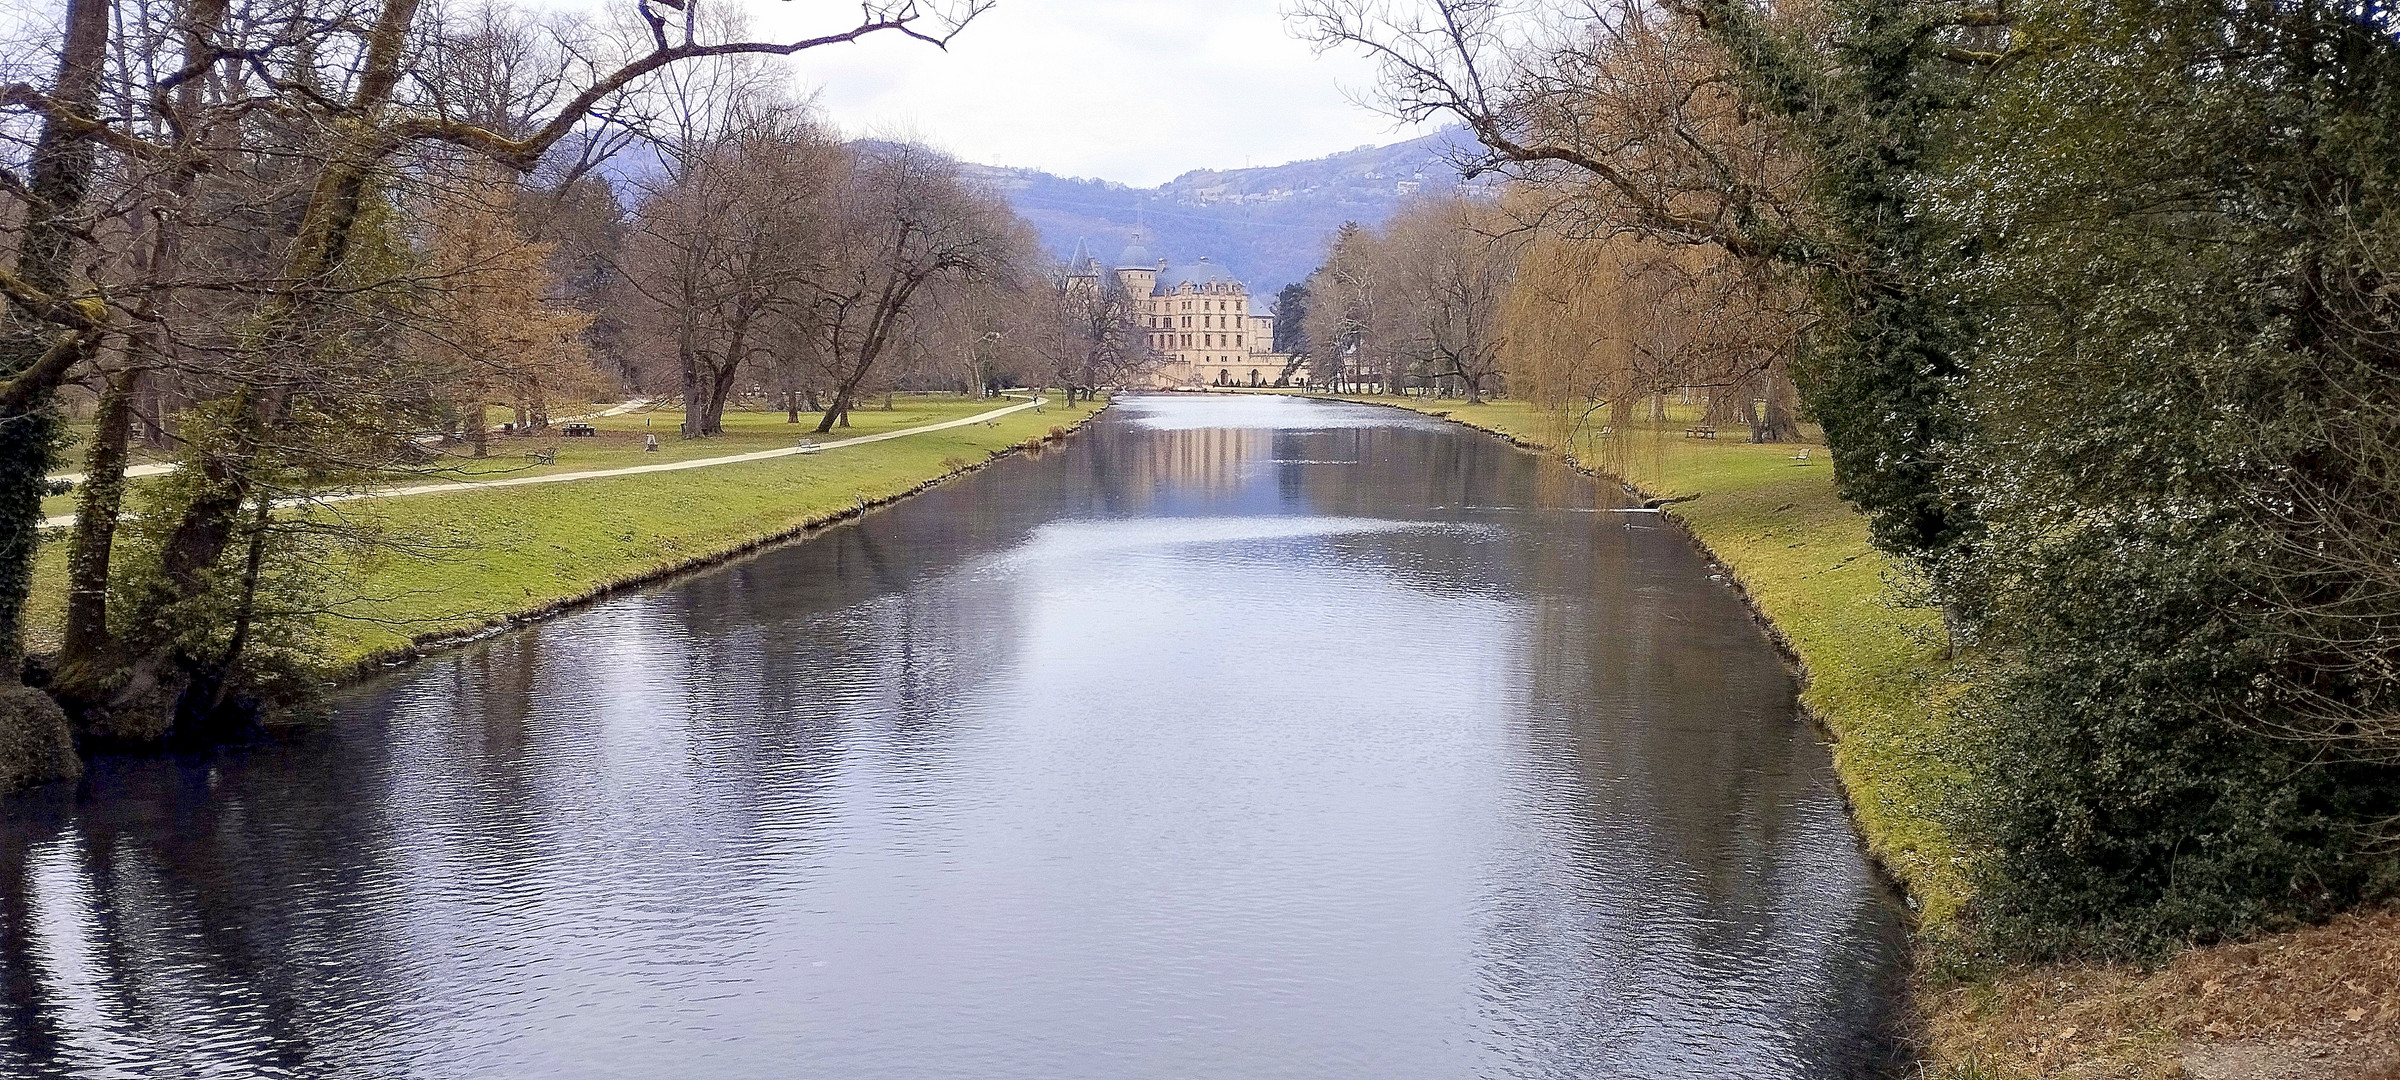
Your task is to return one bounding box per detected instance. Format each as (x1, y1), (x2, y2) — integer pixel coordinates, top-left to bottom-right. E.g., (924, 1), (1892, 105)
(743, 0), (1434, 185)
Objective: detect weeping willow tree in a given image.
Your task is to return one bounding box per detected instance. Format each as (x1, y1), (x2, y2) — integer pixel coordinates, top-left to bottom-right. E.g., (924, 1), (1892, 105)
(1501, 223), (1811, 450)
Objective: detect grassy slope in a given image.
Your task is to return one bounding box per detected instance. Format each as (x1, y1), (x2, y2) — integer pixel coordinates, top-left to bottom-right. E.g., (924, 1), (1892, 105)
(24, 395), (1103, 670)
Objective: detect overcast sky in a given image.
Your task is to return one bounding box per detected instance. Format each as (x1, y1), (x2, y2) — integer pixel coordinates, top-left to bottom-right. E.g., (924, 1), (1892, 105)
(747, 0), (1436, 187)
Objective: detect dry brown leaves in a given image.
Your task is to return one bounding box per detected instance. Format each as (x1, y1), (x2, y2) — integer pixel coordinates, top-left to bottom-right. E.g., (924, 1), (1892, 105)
(1923, 906), (2400, 1079)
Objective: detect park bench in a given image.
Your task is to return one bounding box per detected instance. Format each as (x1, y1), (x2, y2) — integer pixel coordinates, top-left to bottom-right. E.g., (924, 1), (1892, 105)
(1684, 425), (1717, 439)
(562, 423), (597, 437)
(1790, 448), (1814, 464)
(527, 448), (557, 466)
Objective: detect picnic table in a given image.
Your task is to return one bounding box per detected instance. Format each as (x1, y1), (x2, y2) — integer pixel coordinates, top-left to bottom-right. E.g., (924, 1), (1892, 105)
(1683, 425), (1718, 439)
(562, 423), (597, 437)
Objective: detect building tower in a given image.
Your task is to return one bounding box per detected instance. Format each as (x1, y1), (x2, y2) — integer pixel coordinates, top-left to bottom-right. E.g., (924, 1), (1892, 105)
(1115, 231), (1160, 299)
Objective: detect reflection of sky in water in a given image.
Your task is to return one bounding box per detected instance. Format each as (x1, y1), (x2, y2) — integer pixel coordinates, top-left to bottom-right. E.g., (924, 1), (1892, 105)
(0, 395), (1904, 1080)
(1118, 392), (1453, 432)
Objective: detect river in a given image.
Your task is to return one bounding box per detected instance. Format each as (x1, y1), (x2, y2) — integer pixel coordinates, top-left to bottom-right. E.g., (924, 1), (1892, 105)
(0, 394), (1906, 1078)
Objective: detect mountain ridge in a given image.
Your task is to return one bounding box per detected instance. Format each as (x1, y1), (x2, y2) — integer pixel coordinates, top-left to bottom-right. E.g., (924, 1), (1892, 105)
(961, 126), (1487, 303)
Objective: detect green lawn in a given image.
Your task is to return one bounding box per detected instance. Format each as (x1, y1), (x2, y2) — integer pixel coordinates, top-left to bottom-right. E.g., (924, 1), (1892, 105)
(24, 394), (1103, 672)
(1314, 393), (1974, 925)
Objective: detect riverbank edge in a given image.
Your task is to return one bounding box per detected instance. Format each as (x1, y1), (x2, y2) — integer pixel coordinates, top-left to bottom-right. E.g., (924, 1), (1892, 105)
(0, 401), (1109, 792)
(1298, 392), (2400, 1079)
(1285, 392), (1974, 1069)
(1297, 392), (1939, 884)
(328, 404), (1110, 685)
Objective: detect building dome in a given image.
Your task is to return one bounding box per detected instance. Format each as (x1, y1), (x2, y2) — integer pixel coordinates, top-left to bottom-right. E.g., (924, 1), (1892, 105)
(1115, 231), (1158, 272)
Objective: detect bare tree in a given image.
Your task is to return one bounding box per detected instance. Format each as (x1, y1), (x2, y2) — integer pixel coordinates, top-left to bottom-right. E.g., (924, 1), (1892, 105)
(1302, 222), (1393, 394)
(1028, 261), (1153, 402)
(1376, 196), (1522, 403)
(1292, 0), (1812, 433)
(791, 143), (1020, 434)
(2, 0), (990, 742)
(621, 100), (838, 436)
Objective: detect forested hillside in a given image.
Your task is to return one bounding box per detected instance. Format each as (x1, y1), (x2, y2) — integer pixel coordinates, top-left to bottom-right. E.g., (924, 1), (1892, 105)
(960, 127), (1488, 299)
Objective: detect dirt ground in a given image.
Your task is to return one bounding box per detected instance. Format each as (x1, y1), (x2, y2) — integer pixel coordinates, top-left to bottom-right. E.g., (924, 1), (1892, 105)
(1924, 906), (2400, 1078)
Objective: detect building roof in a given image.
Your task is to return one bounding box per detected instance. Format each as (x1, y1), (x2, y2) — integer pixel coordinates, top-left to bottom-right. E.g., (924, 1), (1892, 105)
(1154, 256), (1244, 295)
(1115, 232), (1158, 272)
(1067, 237), (1100, 277)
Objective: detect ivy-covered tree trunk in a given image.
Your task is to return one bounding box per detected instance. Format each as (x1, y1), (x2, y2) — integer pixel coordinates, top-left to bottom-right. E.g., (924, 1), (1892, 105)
(59, 366), (134, 666)
(1694, 0), (1982, 576)
(0, 0), (111, 668)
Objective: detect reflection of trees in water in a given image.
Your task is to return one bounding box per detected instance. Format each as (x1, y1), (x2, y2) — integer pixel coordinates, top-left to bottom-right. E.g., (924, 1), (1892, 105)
(0, 397), (1901, 1076)
(1111, 403), (1901, 1070)
(1473, 496), (1905, 1073)
(0, 707), (417, 1073)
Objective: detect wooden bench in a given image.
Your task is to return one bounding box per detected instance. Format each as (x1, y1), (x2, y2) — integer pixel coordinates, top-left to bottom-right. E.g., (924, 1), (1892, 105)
(1683, 425), (1718, 439)
(527, 448), (557, 466)
(562, 423), (597, 437)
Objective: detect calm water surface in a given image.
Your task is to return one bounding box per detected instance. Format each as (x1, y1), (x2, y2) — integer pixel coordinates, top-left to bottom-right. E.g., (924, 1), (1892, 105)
(0, 395), (1905, 1078)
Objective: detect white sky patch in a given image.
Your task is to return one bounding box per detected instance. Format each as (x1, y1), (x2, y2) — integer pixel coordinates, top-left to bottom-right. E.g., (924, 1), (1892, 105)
(741, 0), (1434, 185)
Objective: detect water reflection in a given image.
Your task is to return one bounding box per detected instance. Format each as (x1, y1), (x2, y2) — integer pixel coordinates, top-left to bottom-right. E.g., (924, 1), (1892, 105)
(1, 394), (1904, 1079)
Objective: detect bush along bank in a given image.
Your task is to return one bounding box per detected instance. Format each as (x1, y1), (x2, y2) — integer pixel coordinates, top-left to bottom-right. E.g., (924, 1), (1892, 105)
(1314, 393), (2400, 1078)
(3, 396), (1109, 789)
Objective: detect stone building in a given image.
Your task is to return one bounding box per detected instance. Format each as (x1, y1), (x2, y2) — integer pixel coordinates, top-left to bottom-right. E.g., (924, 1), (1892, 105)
(1068, 234), (1304, 390)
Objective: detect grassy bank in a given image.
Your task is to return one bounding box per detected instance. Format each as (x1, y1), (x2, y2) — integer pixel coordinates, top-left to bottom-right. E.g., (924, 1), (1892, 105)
(1302, 392), (2399, 1079)
(24, 394), (1105, 672)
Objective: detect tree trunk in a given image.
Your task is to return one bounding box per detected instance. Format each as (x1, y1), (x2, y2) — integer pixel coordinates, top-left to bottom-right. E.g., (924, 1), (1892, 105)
(699, 359), (741, 436)
(138, 381), (172, 449)
(205, 495), (273, 716)
(58, 362), (133, 671)
(678, 326), (701, 437)
(1759, 364), (1804, 442)
(0, 0), (112, 665)
(464, 391), (488, 458)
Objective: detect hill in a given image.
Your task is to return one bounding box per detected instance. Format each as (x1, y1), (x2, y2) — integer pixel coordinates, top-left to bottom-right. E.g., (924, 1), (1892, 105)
(961, 127), (1490, 303)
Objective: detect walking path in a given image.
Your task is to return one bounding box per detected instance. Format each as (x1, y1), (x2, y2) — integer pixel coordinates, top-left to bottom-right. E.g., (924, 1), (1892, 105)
(44, 462), (178, 486)
(41, 399), (658, 486)
(551, 397), (654, 423)
(40, 395), (1048, 529)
